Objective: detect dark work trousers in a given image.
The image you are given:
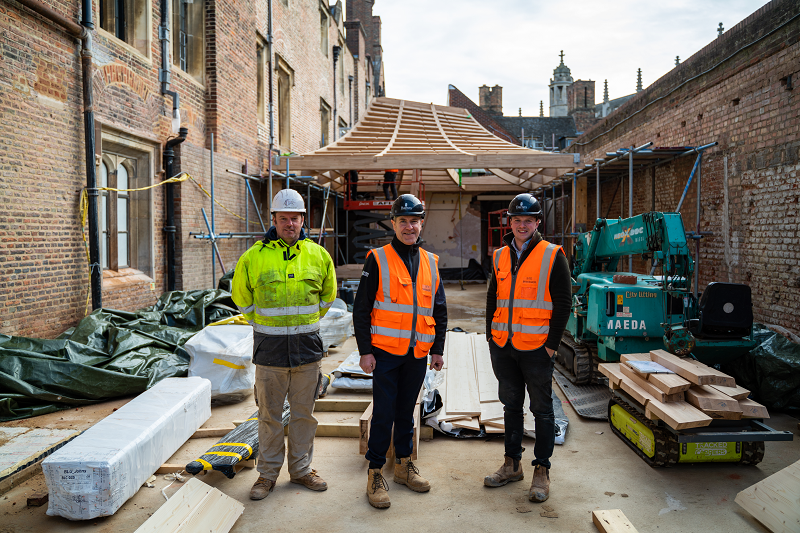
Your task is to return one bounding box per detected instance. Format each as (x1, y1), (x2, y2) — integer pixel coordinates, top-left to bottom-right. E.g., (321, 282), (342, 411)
(489, 340), (555, 469)
(365, 347), (427, 467)
(382, 172), (398, 200)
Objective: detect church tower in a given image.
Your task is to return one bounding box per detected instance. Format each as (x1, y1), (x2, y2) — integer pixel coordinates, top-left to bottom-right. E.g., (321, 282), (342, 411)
(549, 51), (573, 117)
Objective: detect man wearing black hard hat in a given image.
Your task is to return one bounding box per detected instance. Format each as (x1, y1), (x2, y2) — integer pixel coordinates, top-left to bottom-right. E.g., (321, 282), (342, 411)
(483, 193), (571, 503)
(352, 193), (447, 509)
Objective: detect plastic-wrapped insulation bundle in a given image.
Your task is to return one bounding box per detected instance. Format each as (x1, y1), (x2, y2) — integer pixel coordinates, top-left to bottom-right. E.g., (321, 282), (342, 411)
(185, 400), (290, 478)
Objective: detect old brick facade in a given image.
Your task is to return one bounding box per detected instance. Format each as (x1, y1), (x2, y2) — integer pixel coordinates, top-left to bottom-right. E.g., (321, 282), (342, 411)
(0, 0), (381, 338)
(570, 0), (800, 334)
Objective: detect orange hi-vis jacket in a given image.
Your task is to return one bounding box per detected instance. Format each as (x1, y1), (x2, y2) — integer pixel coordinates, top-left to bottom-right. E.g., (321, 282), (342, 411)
(491, 239), (564, 351)
(369, 244), (440, 358)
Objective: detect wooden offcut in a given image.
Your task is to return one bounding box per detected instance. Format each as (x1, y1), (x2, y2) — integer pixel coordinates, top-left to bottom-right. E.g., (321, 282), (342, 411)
(650, 349), (736, 387)
(134, 477), (244, 533)
(685, 385), (743, 414)
(709, 383), (751, 400)
(592, 509), (639, 533)
(739, 398), (770, 419)
(735, 459), (800, 533)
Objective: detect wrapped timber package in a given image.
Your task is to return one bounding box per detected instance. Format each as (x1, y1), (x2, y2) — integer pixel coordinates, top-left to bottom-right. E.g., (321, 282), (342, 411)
(320, 298), (353, 351)
(184, 324), (255, 402)
(42, 377), (212, 520)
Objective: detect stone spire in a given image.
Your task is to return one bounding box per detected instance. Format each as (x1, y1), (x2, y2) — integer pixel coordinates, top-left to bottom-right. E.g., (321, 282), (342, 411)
(636, 68), (642, 92)
(603, 79), (609, 103)
(718, 22), (724, 37)
(675, 56), (680, 66)
(519, 107), (522, 117)
(539, 101), (543, 117)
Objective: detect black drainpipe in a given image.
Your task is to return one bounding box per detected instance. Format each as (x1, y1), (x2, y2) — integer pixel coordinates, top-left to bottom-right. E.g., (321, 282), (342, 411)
(159, 0), (185, 292)
(164, 128), (188, 292)
(332, 45), (341, 142)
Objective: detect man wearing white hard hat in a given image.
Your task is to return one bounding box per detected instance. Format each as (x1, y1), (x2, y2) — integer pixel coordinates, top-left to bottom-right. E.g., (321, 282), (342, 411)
(232, 189), (337, 501)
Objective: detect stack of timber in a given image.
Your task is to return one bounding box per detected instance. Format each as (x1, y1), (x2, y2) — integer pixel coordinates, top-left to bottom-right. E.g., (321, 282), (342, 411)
(438, 332), (532, 434)
(599, 349), (769, 431)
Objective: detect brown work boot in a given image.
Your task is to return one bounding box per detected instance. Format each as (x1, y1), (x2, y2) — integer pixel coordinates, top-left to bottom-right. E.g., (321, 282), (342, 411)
(290, 469), (328, 491)
(393, 457), (431, 493)
(484, 456), (524, 487)
(249, 476), (275, 500)
(367, 468), (391, 509)
(528, 465), (550, 502)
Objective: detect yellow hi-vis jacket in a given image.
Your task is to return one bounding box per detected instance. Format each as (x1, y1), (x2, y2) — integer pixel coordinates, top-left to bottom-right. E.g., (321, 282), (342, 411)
(491, 239), (563, 351)
(231, 232), (336, 336)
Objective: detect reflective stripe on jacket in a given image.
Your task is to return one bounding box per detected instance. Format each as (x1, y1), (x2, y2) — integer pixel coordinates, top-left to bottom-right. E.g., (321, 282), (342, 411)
(231, 234), (336, 337)
(491, 239), (563, 351)
(369, 244), (439, 358)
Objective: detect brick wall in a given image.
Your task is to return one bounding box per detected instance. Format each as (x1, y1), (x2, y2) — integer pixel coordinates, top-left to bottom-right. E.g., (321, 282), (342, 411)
(570, 0), (800, 333)
(0, 0), (381, 338)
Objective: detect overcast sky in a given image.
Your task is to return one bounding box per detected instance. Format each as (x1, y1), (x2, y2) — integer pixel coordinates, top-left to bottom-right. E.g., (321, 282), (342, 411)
(372, 0), (769, 116)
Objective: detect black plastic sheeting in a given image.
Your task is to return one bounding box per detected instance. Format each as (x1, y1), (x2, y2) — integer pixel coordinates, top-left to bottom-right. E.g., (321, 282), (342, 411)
(0, 290), (239, 422)
(721, 324), (800, 417)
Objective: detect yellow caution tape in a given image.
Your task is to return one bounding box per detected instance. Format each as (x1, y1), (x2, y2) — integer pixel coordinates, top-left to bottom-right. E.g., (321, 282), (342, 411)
(208, 314), (250, 326)
(246, 417), (258, 422)
(212, 358), (247, 370)
(211, 442), (253, 458)
(204, 451), (243, 460)
(197, 458), (213, 471)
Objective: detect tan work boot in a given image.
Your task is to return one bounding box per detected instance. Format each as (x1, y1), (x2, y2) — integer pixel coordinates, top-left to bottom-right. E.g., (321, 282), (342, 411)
(290, 469), (328, 491)
(393, 457), (431, 493)
(249, 476), (275, 500)
(484, 456), (524, 487)
(528, 465), (550, 502)
(367, 468), (391, 509)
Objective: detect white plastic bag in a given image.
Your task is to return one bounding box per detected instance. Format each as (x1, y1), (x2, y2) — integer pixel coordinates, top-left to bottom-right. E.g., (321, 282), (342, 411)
(320, 298), (353, 350)
(184, 325), (255, 402)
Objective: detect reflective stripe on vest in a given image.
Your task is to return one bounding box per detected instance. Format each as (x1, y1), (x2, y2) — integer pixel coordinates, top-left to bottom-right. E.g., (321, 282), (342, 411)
(491, 240), (561, 351)
(369, 245), (439, 358)
(253, 322), (321, 335)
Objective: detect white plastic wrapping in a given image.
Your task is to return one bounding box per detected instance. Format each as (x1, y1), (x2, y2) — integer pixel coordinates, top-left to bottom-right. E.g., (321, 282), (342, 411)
(184, 325), (255, 401)
(331, 351), (372, 390)
(320, 298), (353, 351)
(42, 377), (211, 520)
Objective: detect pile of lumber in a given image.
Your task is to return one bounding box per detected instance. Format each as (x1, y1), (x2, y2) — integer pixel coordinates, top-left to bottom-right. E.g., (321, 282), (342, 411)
(437, 332), (532, 434)
(599, 349), (769, 431)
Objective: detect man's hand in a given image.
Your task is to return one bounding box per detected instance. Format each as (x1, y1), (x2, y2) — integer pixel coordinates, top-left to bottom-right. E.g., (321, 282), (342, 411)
(360, 353), (376, 374)
(545, 347), (556, 358)
(430, 353), (444, 371)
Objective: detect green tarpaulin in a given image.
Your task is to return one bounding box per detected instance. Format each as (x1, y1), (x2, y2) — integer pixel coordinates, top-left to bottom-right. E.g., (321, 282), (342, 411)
(0, 290), (239, 421)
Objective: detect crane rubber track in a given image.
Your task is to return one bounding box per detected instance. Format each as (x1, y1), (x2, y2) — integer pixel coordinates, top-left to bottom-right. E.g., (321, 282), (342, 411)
(608, 397), (679, 468)
(555, 332), (597, 385)
(351, 211), (393, 263)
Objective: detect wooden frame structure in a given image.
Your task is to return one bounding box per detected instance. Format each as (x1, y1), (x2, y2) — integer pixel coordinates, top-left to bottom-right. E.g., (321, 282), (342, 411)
(275, 97), (578, 194)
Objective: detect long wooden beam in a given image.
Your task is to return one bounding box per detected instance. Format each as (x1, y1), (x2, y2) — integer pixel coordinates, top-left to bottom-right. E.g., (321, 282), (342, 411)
(277, 153), (578, 172)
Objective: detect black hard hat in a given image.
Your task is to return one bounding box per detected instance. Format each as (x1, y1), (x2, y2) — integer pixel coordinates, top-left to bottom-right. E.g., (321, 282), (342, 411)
(507, 193), (543, 219)
(390, 194), (425, 219)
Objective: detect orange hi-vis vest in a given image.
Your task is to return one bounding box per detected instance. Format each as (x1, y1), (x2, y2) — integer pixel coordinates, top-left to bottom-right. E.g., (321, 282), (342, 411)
(369, 244), (440, 358)
(491, 239), (563, 351)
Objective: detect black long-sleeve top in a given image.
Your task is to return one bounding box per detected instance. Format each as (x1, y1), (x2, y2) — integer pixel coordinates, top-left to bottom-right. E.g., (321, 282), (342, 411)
(353, 236), (447, 356)
(485, 231), (572, 351)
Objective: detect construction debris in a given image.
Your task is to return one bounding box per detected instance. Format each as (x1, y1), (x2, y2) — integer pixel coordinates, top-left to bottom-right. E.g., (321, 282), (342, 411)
(42, 377), (211, 520)
(592, 509), (639, 532)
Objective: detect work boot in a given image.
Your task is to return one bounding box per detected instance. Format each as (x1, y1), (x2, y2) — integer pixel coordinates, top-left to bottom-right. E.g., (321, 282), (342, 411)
(249, 476), (275, 500)
(367, 468), (391, 509)
(484, 456), (524, 487)
(528, 465), (550, 502)
(290, 469), (328, 491)
(393, 457), (431, 493)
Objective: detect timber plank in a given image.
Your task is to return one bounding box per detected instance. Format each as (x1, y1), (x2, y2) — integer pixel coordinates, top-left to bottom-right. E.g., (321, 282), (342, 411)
(616, 374), (656, 408)
(646, 372), (692, 395)
(359, 401), (374, 455)
(739, 398), (770, 419)
(709, 383), (751, 400)
(650, 350), (736, 387)
(620, 363), (684, 402)
(619, 353), (651, 364)
(190, 428), (234, 439)
(479, 401), (505, 423)
(134, 477), (244, 533)
(685, 386), (743, 414)
(598, 363), (624, 389)
(315, 398), (372, 412)
(472, 335), (499, 403)
(735, 459), (800, 533)
(592, 509), (639, 533)
(645, 399), (713, 430)
(445, 333), (481, 416)
(451, 417), (480, 431)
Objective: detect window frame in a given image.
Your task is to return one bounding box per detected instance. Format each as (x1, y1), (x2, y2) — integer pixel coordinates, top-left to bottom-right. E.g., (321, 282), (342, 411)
(275, 55), (294, 149)
(97, 0), (153, 61)
(172, 0), (205, 84)
(320, 98), (331, 147)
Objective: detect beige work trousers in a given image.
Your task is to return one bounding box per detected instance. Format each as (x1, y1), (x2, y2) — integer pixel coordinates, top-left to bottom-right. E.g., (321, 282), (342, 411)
(255, 362), (320, 481)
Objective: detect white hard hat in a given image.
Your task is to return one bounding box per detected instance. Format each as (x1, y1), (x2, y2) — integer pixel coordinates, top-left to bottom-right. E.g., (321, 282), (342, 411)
(271, 189), (306, 213)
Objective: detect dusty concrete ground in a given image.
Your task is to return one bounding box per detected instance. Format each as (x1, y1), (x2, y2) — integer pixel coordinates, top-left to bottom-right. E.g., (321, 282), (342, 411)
(1, 282), (799, 532)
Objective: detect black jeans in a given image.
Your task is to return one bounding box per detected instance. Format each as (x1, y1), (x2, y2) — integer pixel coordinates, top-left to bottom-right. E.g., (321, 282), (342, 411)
(365, 347), (427, 467)
(489, 340), (555, 469)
